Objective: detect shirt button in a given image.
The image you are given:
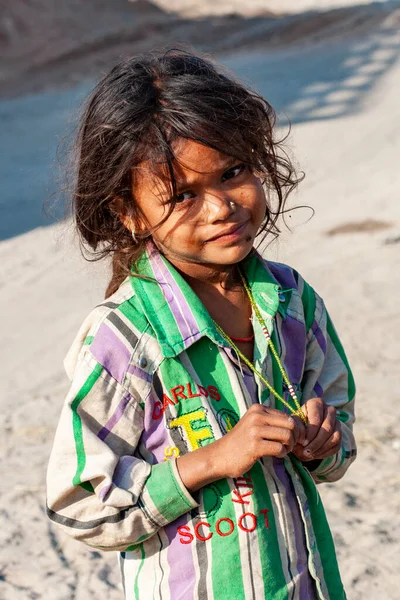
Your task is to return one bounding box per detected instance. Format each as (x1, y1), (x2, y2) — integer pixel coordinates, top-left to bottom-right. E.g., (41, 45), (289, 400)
(139, 357), (148, 368)
(279, 293), (285, 302)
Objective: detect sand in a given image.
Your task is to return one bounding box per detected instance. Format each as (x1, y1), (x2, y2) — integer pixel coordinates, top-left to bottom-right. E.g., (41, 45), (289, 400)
(1, 1), (400, 599)
(0, 1), (398, 98)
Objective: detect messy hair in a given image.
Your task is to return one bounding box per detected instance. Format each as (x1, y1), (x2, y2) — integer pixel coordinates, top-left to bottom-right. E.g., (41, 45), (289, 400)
(71, 48), (302, 297)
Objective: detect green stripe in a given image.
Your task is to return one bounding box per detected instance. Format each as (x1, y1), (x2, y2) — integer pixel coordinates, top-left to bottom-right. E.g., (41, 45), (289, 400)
(301, 280), (317, 332)
(79, 481), (94, 493)
(71, 363), (103, 486)
(294, 460), (345, 598)
(327, 314), (356, 401)
(134, 543), (146, 600)
(336, 409), (350, 423)
(251, 462), (288, 599)
(125, 534), (152, 552)
(332, 445), (347, 474)
(189, 341), (246, 600)
(131, 257), (184, 353)
(255, 328), (293, 598)
(117, 297), (151, 336)
(270, 327), (296, 416)
(144, 460), (194, 522)
(83, 335), (94, 346)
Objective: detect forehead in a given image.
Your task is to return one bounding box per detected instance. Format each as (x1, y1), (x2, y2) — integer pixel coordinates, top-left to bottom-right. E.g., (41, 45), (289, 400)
(171, 139), (233, 175)
(134, 139), (233, 196)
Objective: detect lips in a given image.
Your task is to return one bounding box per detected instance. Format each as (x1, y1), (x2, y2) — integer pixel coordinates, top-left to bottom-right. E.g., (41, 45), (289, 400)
(207, 220), (249, 242)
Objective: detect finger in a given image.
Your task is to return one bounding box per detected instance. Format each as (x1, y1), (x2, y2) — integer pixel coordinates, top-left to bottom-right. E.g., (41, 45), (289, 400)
(312, 444), (341, 460)
(291, 414), (307, 446)
(260, 411), (304, 446)
(303, 398), (326, 446)
(304, 406), (337, 457)
(292, 442), (307, 460)
(259, 440), (288, 459)
(258, 425), (296, 452)
(248, 406), (305, 445)
(310, 422), (342, 459)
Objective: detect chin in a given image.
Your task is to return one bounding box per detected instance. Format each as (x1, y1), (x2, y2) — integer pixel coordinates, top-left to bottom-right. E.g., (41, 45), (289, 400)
(206, 242), (254, 265)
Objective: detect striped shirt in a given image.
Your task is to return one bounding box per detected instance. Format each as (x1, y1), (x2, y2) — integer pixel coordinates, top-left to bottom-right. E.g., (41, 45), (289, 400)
(46, 242), (356, 600)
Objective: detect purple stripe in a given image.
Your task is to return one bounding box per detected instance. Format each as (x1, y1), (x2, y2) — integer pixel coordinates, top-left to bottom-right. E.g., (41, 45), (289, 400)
(148, 246), (200, 343)
(141, 392), (171, 463)
(267, 261), (297, 290)
(311, 320), (327, 355)
(90, 323), (130, 384)
(165, 514), (196, 600)
(98, 391), (132, 441)
(99, 483), (112, 501)
(280, 315), (306, 384)
(113, 456), (138, 488)
(273, 458), (316, 599)
(127, 363), (152, 383)
(313, 381), (324, 397)
(141, 386), (197, 598)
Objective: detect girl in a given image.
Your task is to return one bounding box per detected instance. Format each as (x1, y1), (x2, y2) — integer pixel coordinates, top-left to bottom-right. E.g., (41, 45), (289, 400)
(47, 49), (356, 600)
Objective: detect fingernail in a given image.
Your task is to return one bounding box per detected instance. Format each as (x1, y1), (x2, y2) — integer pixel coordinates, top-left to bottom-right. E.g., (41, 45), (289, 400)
(302, 439), (309, 447)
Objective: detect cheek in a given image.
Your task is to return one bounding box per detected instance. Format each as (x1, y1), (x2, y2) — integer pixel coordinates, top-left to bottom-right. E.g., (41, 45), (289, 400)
(242, 182), (267, 223)
(151, 214), (195, 248)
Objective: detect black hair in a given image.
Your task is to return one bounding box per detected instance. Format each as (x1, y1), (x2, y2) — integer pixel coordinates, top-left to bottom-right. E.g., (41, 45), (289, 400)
(71, 48), (302, 297)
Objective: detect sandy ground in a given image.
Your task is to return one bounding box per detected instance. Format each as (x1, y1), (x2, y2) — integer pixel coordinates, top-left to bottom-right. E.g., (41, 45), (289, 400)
(154, 0), (392, 17)
(1, 1), (398, 98)
(1, 2), (400, 599)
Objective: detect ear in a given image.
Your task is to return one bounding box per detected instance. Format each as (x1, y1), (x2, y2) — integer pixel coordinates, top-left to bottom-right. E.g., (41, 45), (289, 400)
(109, 196), (138, 233)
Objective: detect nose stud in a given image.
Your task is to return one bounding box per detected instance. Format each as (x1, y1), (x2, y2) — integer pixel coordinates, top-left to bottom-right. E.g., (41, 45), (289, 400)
(229, 201), (236, 210)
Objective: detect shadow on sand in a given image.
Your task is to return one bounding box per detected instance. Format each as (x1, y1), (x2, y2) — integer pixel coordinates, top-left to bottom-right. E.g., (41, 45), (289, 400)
(0, 1), (399, 240)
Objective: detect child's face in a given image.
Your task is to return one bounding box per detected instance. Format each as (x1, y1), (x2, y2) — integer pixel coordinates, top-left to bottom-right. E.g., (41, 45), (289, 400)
(132, 140), (267, 272)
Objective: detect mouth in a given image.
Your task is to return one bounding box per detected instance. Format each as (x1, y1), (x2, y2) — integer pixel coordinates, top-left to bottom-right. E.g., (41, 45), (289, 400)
(206, 220), (250, 243)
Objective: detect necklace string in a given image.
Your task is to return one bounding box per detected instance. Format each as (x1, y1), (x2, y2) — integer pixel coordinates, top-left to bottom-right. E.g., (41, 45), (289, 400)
(229, 333), (255, 343)
(213, 271), (307, 425)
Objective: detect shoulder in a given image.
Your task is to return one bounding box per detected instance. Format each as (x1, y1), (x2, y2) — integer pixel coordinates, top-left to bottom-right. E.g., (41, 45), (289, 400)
(261, 257), (325, 329)
(263, 259), (299, 289)
(64, 277), (154, 386)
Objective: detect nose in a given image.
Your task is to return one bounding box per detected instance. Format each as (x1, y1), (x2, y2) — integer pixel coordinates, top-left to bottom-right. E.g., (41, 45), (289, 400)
(203, 191), (236, 222)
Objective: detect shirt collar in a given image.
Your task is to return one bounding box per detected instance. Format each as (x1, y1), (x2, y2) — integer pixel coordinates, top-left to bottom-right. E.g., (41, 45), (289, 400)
(129, 241), (287, 358)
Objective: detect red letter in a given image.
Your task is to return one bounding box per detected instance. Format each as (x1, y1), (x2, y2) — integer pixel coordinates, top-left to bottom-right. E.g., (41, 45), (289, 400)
(170, 385), (187, 404)
(235, 476), (253, 489)
(259, 508), (270, 529)
(238, 512), (257, 532)
(232, 489), (253, 505)
(198, 386), (209, 398)
(152, 401), (163, 420)
(178, 525), (194, 545)
(162, 394), (175, 410)
(186, 382), (201, 398)
(194, 521), (213, 542)
(216, 518), (235, 537)
(208, 385), (221, 401)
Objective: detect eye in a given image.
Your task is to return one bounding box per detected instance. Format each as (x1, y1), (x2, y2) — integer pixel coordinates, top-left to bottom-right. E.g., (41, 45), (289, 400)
(221, 163), (247, 182)
(174, 190), (195, 204)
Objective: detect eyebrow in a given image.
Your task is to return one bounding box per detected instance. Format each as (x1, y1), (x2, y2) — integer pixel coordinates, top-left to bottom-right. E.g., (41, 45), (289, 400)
(173, 156), (238, 190)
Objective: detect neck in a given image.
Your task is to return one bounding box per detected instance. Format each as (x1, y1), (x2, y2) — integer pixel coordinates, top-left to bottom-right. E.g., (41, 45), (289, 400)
(159, 252), (242, 297)
(182, 265), (241, 298)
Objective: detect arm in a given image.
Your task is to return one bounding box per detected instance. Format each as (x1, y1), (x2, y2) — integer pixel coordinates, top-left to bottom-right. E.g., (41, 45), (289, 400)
(46, 351), (198, 552)
(299, 282), (356, 484)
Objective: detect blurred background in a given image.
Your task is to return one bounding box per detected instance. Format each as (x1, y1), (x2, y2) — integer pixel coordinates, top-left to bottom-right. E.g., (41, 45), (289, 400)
(1, 1), (399, 599)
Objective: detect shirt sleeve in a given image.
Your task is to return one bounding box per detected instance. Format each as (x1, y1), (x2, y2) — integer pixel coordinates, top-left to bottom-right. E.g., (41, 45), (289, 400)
(46, 350), (198, 552)
(299, 279), (357, 484)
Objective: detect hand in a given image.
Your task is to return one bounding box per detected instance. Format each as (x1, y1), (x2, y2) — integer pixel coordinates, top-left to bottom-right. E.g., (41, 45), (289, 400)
(213, 404), (305, 479)
(177, 404), (306, 491)
(292, 397), (342, 462)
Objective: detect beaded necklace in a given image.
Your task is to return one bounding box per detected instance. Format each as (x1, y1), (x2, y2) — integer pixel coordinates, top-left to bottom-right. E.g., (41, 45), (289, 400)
(213, 271), (307, 425)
